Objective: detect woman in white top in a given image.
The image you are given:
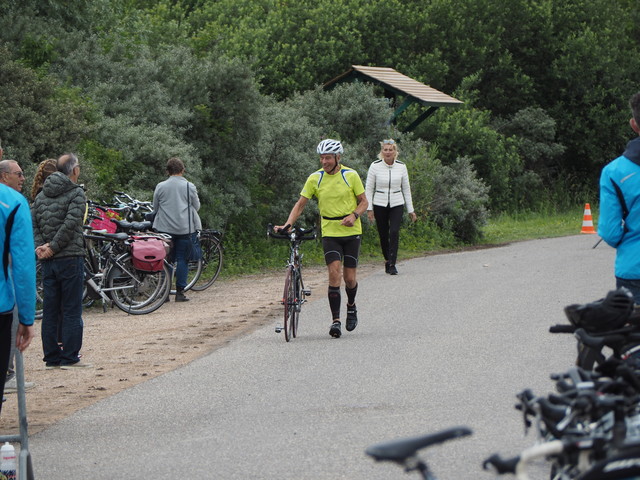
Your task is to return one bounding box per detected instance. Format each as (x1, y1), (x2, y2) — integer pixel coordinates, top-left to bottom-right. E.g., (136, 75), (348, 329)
(365, 139), (417, 275)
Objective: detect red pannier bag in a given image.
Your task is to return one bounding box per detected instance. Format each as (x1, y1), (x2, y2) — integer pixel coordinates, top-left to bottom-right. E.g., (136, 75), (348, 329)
(90, 208), (119, 233)
(130, 237), (166, 272)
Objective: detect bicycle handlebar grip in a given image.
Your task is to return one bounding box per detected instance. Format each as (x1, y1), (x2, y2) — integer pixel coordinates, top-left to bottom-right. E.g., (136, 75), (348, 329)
(549, 324), (576, 333)
(482, 454), (519, 474)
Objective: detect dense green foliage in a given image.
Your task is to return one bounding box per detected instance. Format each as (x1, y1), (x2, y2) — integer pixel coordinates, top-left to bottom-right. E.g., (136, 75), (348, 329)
(0, 0), (637, 267)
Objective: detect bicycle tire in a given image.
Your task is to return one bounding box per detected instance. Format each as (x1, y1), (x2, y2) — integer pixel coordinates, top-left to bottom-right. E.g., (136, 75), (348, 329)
(190, 234), (223, 291)
(283, 266), (296, 342)
(170, 258), (203, 294)
(292, 269), (301, 338)
(106, 253), (170, 315)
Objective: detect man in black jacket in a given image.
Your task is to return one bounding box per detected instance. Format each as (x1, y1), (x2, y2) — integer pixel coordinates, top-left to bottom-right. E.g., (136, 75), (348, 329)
(32, 153), (91, 369)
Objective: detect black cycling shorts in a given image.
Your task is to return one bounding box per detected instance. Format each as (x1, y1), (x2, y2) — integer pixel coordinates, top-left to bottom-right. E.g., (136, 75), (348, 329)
(322, 235), (361, 268)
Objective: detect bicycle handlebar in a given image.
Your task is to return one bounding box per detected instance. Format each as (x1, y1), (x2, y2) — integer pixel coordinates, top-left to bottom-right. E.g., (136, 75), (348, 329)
(266, 223), (316, 241)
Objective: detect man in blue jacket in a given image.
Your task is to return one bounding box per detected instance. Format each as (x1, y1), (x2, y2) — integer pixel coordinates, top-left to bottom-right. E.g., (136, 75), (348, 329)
(0, 177), (36, 414)
(598, 92), (640, 304)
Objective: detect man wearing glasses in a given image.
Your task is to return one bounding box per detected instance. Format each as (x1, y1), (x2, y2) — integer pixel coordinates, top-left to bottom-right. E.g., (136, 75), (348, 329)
(0, 159), (36, 394)
(0, 160), (25, 192)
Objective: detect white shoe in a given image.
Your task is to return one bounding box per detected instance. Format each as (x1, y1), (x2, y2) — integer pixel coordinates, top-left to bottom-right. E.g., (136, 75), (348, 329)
(4, 376), (35, 393)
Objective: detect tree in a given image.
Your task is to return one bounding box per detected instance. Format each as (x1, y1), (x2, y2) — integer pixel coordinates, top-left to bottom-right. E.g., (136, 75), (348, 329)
(0, 47), (90, 166)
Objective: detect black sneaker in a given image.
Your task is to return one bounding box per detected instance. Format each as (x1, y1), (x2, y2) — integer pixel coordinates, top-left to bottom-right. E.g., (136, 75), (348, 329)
(329, 321), (342, 338)
(385, 262), (390, 274)
(346, 305), (358, 331)
(175, 291), (189, 302)
(388, 265), (398, 275)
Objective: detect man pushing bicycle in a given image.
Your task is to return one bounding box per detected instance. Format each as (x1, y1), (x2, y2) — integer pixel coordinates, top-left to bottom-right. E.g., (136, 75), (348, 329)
(276, 139), (368, 338)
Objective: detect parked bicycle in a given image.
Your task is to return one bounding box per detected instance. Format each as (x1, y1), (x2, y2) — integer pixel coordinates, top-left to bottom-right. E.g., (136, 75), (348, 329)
(36, 227), (171, 317)
(267, 224), (316, 342)
(91, 200), (223, 293)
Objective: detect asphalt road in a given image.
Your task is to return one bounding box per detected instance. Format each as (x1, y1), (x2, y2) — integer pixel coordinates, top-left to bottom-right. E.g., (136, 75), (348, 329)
(30, 234), (615, 479)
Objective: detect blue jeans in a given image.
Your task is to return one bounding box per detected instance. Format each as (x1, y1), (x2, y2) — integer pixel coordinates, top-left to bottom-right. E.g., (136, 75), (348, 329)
(41, 256), (84, 366)
(616, 277), (640, 305)
(170, 234), (190, 290)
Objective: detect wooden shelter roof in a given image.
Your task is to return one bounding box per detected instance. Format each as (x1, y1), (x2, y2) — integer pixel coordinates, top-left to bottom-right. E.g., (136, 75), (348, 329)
(324, 65), (463, 131)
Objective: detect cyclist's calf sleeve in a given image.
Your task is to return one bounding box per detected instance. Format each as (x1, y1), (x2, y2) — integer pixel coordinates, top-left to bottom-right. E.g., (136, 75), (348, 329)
(328, 286), (341, 320)
(345, 283), (358, 305)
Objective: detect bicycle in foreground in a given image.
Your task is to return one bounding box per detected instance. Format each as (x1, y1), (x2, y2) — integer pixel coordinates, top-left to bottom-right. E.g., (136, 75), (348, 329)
(368, 288), (640, 480)
(368, 420), (640, 479)
(267, 224), (316, 342)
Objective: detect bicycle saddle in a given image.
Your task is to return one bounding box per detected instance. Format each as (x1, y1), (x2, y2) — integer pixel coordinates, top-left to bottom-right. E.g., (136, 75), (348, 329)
(365, 426), (472, 462)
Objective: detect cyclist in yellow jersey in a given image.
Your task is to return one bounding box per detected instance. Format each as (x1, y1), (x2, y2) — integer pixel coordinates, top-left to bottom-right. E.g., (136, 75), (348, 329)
(277, 139), (368, 338)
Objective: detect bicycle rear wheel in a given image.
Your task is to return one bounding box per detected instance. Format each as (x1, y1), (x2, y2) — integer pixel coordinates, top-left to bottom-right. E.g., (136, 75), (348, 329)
(106, 253), (171, 315)
(170, 258), (203, 294)
(283, 266), (297, 342)
(190, 234), (223, 291)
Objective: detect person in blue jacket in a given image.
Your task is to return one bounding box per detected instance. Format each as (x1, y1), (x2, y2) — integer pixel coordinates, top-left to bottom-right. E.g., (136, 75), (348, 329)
(598, 92), (640, 304)
(0, 176), (36, 414)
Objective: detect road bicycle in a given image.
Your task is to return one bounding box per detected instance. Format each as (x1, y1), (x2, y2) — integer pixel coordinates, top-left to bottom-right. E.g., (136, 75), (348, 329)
(267, 224), (316, 342)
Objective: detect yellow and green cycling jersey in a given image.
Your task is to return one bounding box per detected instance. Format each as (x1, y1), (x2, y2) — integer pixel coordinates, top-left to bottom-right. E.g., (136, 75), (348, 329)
(300, 166), (365, 237)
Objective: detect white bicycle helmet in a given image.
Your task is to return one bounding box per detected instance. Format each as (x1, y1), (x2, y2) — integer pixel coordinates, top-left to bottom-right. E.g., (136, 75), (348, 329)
(317, 139), (344, 155)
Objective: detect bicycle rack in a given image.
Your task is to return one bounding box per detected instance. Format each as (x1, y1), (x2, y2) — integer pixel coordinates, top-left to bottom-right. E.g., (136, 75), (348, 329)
(0, 350), (35, 480)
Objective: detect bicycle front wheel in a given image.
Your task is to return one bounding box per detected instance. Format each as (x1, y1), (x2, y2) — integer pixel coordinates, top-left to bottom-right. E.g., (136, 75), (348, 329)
(190, 234), (223, 291)
(283, 266), (297, 342)
(292, 269), (302, 338)
(106, 253), (171, 315)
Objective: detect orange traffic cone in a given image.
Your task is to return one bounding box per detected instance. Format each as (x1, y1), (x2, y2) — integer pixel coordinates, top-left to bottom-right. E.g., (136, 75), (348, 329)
(580, 203), (596, 234)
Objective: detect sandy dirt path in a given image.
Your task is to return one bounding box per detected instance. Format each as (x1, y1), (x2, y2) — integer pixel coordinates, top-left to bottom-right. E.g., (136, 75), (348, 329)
(0, 262), (381, 435)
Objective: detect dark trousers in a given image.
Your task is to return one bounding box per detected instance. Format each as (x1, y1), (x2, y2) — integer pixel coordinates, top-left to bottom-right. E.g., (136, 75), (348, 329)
(42, 256), (84, 366)
(373, 204), (404, 265)
(0, 311), (12, 414)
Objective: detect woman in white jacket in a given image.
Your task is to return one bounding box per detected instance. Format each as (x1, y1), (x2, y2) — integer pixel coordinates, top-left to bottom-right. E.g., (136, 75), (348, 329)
(365, 139), (417, 275)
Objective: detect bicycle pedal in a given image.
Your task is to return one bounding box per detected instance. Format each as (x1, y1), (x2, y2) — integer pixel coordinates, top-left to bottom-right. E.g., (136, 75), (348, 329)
(302, 289), (311, 296)
(275, 326), (283, 333)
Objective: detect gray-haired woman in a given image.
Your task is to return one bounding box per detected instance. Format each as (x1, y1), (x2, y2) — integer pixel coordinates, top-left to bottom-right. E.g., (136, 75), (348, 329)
(365, 139), (417, 275)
